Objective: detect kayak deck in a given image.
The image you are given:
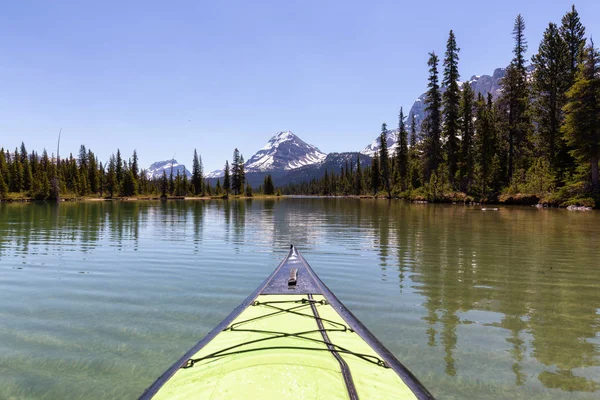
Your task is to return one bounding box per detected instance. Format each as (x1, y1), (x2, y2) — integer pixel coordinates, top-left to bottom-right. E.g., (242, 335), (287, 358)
(141, 247), (433, 399)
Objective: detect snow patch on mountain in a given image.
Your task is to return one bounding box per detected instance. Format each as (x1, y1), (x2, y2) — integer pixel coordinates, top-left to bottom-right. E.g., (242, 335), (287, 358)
(360, 129), (400, 157)
(245, 131), (327, 172)
(205, 169), (225, 179)
(145, 160), (192, 179)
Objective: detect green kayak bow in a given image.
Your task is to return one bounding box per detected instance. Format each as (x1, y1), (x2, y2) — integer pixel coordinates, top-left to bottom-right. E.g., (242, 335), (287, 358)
(140, 246), (434, 399)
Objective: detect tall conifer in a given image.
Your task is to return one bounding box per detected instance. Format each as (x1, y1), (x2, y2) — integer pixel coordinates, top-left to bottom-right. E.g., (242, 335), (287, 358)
(396, 108), (409, 191)
(223, 160), (231, 195)
(423, 52), (443, 181)
(458, 83), (475, 192)
(559, 5), (586, 86)
(442, 30), (461, 184)
(379, 123), (392, 198)
(531, 22), (571, 183)
(562, 42), (600, 193)
(499, 14), (531, 182)
(192, 149), (203, 195)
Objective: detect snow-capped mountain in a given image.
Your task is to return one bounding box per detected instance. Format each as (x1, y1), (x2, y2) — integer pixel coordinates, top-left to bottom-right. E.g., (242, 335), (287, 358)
(246, 131), (326, 172)
(205, 131), (327, 178)
(145, 160), (192, 179)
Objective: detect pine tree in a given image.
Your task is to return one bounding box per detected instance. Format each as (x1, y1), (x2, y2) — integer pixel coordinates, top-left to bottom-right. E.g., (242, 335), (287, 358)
(182, 171), (189, 195)
(0, 171), (7, 199)
(132, 150), (139, 180)
(245, 182), (253, 197)
(231, 149), (240, 195)
(116, 149), (123, 185)
(422, 52), (443, 182)
(192, 149), (203, 195)
(161, 170), (168, 197)
(354, 154), (363, 195)
(88, 151), (99, 194)
(370, 151), (381, 195)
(476, 94), (500, 199)
(559, 5), (586, 87)
(106, 154), (118, 197)
(0, 149), (9, 197)
(223, 160), (231, 195)
(396, 108), (409, 191)
(408, 114), (420, 189)
(122, 168), (138, 196)
(379, 123), (392, 197)
(562, 42), (600, 193)
(442, 30), (461, 185)
(531, 22), (571, 183)
(264, 175), (275, 195)
(458, 82), (475, 192)
(20, 143), (32, 192)
(168, 163), (174, 195)
(238, 154), (245, 194)
(499, 14), (532, 182)
(10, 148), (23, 193)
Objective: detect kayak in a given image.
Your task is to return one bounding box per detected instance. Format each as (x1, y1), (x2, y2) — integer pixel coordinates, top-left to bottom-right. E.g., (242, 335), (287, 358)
(140, 245), (434, 399)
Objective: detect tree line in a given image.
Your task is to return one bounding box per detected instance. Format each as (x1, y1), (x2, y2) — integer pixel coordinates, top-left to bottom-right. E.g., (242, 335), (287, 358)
(285, 6), (599, 207)
(2, 6), (598, 206)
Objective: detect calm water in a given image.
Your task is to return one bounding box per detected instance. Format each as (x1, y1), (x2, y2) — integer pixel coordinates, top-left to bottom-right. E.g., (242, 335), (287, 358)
(0, 199), (599, 399)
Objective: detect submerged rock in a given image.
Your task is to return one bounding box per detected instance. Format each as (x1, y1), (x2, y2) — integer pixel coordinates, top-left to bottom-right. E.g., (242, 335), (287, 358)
(566, 205), (592, 211)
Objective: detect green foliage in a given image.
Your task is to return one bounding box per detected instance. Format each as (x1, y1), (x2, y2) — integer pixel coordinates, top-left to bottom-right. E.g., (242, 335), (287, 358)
(523, 158), (555, 195)
(559, 5), (586, 85)
(192, 149), (203, 195)
(0, 172), (8, 199)
(423, 164), (452, 202)
(442, 30), (461, 184)
(370, 152), (381, 195)
(263, 175), (275, 195)
(498, 14), (532, 182)
(379, 123), (391, 198)
(562, 43), (600, 193)
(395, 108), (408, 191)
(161, 171), (168, 197)
(458, 83), (475, 192)
(223, 160), (231, 194)
(422, 52), (443, 181)
(531, 22), (572, 184)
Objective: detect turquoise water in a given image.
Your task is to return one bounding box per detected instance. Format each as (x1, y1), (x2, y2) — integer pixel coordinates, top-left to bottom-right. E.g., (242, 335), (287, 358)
(0, 199), (599, 399)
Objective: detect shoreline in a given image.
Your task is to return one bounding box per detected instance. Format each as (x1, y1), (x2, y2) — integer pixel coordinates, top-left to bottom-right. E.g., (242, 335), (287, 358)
(0, 194), (595, 209)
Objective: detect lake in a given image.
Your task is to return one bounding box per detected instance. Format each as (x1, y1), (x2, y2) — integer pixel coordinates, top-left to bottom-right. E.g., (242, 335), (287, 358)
(0, 198), (599, 399)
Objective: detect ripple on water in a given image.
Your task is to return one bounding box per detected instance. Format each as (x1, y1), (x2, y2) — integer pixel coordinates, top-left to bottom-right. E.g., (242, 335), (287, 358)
(0, 200), (599, 399)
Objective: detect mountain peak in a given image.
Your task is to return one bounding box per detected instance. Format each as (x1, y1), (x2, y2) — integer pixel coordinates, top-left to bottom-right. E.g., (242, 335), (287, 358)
(203, 131), (327, 179)
(246, 131), (326, 172)
(145, 159), (191, 179)
(260, 131), (298, 150)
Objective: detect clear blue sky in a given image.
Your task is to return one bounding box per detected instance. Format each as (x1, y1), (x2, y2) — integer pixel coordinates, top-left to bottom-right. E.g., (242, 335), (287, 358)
(1, 0), (598, 172)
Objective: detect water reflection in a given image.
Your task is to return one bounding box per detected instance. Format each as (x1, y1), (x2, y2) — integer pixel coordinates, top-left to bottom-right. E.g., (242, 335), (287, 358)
(375, 203), (600, 392)
(0, 199), (599, 398)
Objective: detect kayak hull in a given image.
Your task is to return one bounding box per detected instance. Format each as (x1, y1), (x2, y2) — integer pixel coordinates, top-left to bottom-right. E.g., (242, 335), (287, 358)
(140, 246), (434, 400)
